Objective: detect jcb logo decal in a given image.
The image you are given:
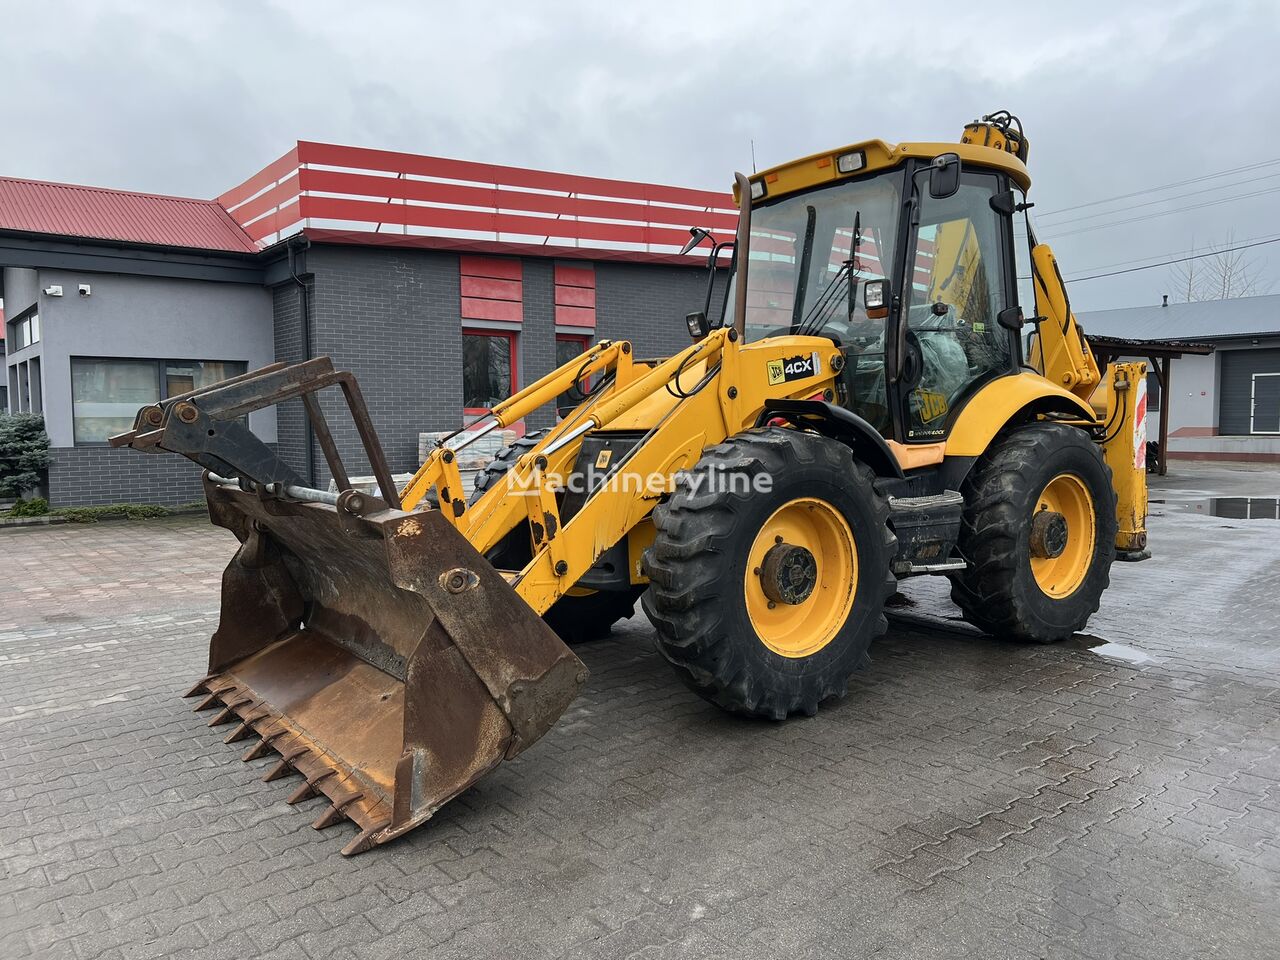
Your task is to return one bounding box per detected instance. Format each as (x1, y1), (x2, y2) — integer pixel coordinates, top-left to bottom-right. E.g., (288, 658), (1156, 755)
(916, 388), (948, 423)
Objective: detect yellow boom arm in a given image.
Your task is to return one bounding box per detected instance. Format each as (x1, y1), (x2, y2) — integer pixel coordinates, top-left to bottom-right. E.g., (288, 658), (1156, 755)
(403, 326), (845, 616)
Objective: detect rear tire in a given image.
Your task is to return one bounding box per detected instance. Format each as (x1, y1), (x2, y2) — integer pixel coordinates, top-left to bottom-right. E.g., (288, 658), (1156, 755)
(473, 430), (639, 643)
(643, 428), (896, 719)
(949, 423), (1117, 643)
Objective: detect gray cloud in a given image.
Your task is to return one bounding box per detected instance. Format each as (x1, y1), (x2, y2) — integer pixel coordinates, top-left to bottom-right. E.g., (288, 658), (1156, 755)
(3, 0), (1278, 309)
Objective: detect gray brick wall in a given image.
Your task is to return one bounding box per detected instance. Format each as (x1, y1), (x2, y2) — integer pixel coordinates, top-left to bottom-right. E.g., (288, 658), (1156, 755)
(296, 246), (723, 486)
(47, 446), (206, 507)
(271, 280), (309, 477)
(302, 246), (463, 484)
(47, 248), (731, 502)
(521, 259), (558, 433)
(595, 261), (725, 358)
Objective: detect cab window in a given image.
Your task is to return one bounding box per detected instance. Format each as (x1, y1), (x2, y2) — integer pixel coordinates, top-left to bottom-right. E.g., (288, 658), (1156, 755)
(904, 172), (1013, 439)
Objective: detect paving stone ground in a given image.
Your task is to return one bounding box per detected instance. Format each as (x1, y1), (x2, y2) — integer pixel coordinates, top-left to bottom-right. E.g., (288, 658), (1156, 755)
(2, 462), (1279, 959)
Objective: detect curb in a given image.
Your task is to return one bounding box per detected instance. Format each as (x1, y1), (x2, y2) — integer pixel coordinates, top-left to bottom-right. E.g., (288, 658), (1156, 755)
(0, 507), (208, 531)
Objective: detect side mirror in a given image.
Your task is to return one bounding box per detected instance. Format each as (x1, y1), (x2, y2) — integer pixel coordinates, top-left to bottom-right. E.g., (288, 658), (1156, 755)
(680, 226), (713, 256)
(864, 279), (891, 320)
(929, 153), (962, 199)
(686, 310), (710, 340)
(997, 305), (1024, 331)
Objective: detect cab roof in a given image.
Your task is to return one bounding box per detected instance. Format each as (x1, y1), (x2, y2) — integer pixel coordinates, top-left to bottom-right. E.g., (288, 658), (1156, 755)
(735, 139), (1031, 205)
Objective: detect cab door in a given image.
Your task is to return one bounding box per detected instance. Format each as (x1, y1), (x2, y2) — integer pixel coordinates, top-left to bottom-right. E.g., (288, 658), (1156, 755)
(898, 170), (1019, 441)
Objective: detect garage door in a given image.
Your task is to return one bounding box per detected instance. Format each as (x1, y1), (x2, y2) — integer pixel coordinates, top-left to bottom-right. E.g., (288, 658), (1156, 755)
(1219, 348), (1280, 435)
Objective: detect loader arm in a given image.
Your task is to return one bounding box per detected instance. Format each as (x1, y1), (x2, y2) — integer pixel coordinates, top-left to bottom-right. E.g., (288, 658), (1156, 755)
(402, 325), (847, 616)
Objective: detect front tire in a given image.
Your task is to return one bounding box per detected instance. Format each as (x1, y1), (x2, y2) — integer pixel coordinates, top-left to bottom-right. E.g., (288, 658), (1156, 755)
(643, 428), (896, 719)
(950, 423), (1117, 643)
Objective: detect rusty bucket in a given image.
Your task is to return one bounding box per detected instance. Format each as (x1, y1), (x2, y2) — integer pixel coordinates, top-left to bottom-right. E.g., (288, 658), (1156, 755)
(187, 477), (586, 855)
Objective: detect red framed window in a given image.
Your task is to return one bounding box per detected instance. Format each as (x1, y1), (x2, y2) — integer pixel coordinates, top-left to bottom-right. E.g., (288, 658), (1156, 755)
(463, 329), (517, 415)
(555, 333), (592, 419)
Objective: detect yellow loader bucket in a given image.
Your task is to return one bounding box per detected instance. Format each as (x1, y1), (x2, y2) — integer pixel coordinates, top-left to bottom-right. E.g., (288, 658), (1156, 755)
(111, 358), (585, 854)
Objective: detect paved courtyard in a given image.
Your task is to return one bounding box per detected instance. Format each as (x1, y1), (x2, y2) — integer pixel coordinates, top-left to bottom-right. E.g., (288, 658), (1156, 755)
(3, 462), (1280, 959)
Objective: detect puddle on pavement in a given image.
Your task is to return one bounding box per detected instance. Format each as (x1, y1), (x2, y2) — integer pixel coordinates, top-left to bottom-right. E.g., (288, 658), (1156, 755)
(1149, 496), (1280, 520)
(1067, 633), (1153, 664)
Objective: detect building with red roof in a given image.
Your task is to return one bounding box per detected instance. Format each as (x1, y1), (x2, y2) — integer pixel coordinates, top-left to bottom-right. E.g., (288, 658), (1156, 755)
(1, 143), (731, 505)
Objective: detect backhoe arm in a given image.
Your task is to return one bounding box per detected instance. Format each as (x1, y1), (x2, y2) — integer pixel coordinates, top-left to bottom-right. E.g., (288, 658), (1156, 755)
(1027, 243), (1102, 403)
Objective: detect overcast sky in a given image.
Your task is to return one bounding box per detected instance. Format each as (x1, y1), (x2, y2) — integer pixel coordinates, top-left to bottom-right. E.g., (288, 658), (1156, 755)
(4, 0), (1279, 311)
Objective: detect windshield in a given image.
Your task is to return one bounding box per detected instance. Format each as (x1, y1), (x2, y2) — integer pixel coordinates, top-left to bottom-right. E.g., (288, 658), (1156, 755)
(731, 171), (904, 344)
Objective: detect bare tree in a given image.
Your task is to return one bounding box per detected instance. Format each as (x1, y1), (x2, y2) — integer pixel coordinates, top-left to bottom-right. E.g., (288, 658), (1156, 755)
(1169, 233), (1274, 301)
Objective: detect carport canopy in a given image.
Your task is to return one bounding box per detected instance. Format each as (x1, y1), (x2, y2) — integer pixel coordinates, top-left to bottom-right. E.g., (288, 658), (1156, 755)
(1084, 334), (1215, 476)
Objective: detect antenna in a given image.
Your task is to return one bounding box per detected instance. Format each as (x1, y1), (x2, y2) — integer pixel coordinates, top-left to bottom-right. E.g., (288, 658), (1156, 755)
(750, 139), (757, 174)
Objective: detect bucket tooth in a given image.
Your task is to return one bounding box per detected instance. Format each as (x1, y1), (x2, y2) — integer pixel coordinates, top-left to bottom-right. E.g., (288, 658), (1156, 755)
(286, 782), (317, 805)
(311, 805), (346, 830)
(262, 740), (307, 782)
(207, 697), (252, 727)
(183, 678), (214, 699)
(192, 694), (220, 713)
(340, 821), (389, 858)
(312, 792), (363, 831)
(224, 720), (257, 744)
(262, 759), (295, 783)
(288, 769), (336, 805)
(207, 706), (238, 727)
(241, 730), (285, 762)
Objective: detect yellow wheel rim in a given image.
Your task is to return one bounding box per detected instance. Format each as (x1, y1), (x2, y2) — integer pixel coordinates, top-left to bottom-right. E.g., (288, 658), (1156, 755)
(744, 498), (858, 658)
(1030, 473), (1096, 599)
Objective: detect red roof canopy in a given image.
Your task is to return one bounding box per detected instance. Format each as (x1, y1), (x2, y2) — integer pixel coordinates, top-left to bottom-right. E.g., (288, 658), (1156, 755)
(0, 143), (736, 261)
(0, 177), (258, 253)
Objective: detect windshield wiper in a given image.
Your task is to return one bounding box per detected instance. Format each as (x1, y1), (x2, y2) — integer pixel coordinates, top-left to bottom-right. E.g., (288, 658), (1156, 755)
(790, 205), (818, 330)
(796, 211), (863, 337)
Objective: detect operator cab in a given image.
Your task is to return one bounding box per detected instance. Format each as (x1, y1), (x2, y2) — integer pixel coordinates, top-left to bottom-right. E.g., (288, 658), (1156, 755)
(697, 137), (1027, 446)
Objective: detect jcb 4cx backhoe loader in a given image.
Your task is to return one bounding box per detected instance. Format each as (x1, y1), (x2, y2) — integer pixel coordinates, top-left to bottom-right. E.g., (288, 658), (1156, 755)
(114, 112), (1149, 855)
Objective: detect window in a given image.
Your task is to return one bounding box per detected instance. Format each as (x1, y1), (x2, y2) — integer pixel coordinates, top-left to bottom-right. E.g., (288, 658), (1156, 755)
(462, 332), (516, 412)
(1147, 371), (1162, 413)
(555, 334), (591, 418)
(9, 309), (39, 351)
(28, 357), (42, 414)
(905, 172), (1014, 439)
(71, 357), (247, 444)
(164, 360), (243, 397)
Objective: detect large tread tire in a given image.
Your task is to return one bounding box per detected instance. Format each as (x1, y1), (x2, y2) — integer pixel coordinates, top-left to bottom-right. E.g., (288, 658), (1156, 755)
(949, 423), (1117, 643)
(643, 428), (896, 720)
(471, 430), (547, 502)
(544, 588), (642, 644)
(472, 429), (639, 643)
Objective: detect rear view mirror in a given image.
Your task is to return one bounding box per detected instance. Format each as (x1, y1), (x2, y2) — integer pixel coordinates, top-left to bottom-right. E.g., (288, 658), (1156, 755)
(680, 227), (712, 256)
(997, 305), (1024, 331)
(929, 153), (961, 199)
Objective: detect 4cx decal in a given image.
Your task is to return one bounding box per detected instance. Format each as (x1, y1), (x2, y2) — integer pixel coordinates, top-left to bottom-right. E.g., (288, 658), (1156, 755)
(766, 352), (822, 386)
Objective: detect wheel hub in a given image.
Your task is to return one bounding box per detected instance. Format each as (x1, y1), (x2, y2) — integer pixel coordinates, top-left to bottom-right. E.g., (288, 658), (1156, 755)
(1029, 509), (1069, 559)
(759, 543), (818, 606)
